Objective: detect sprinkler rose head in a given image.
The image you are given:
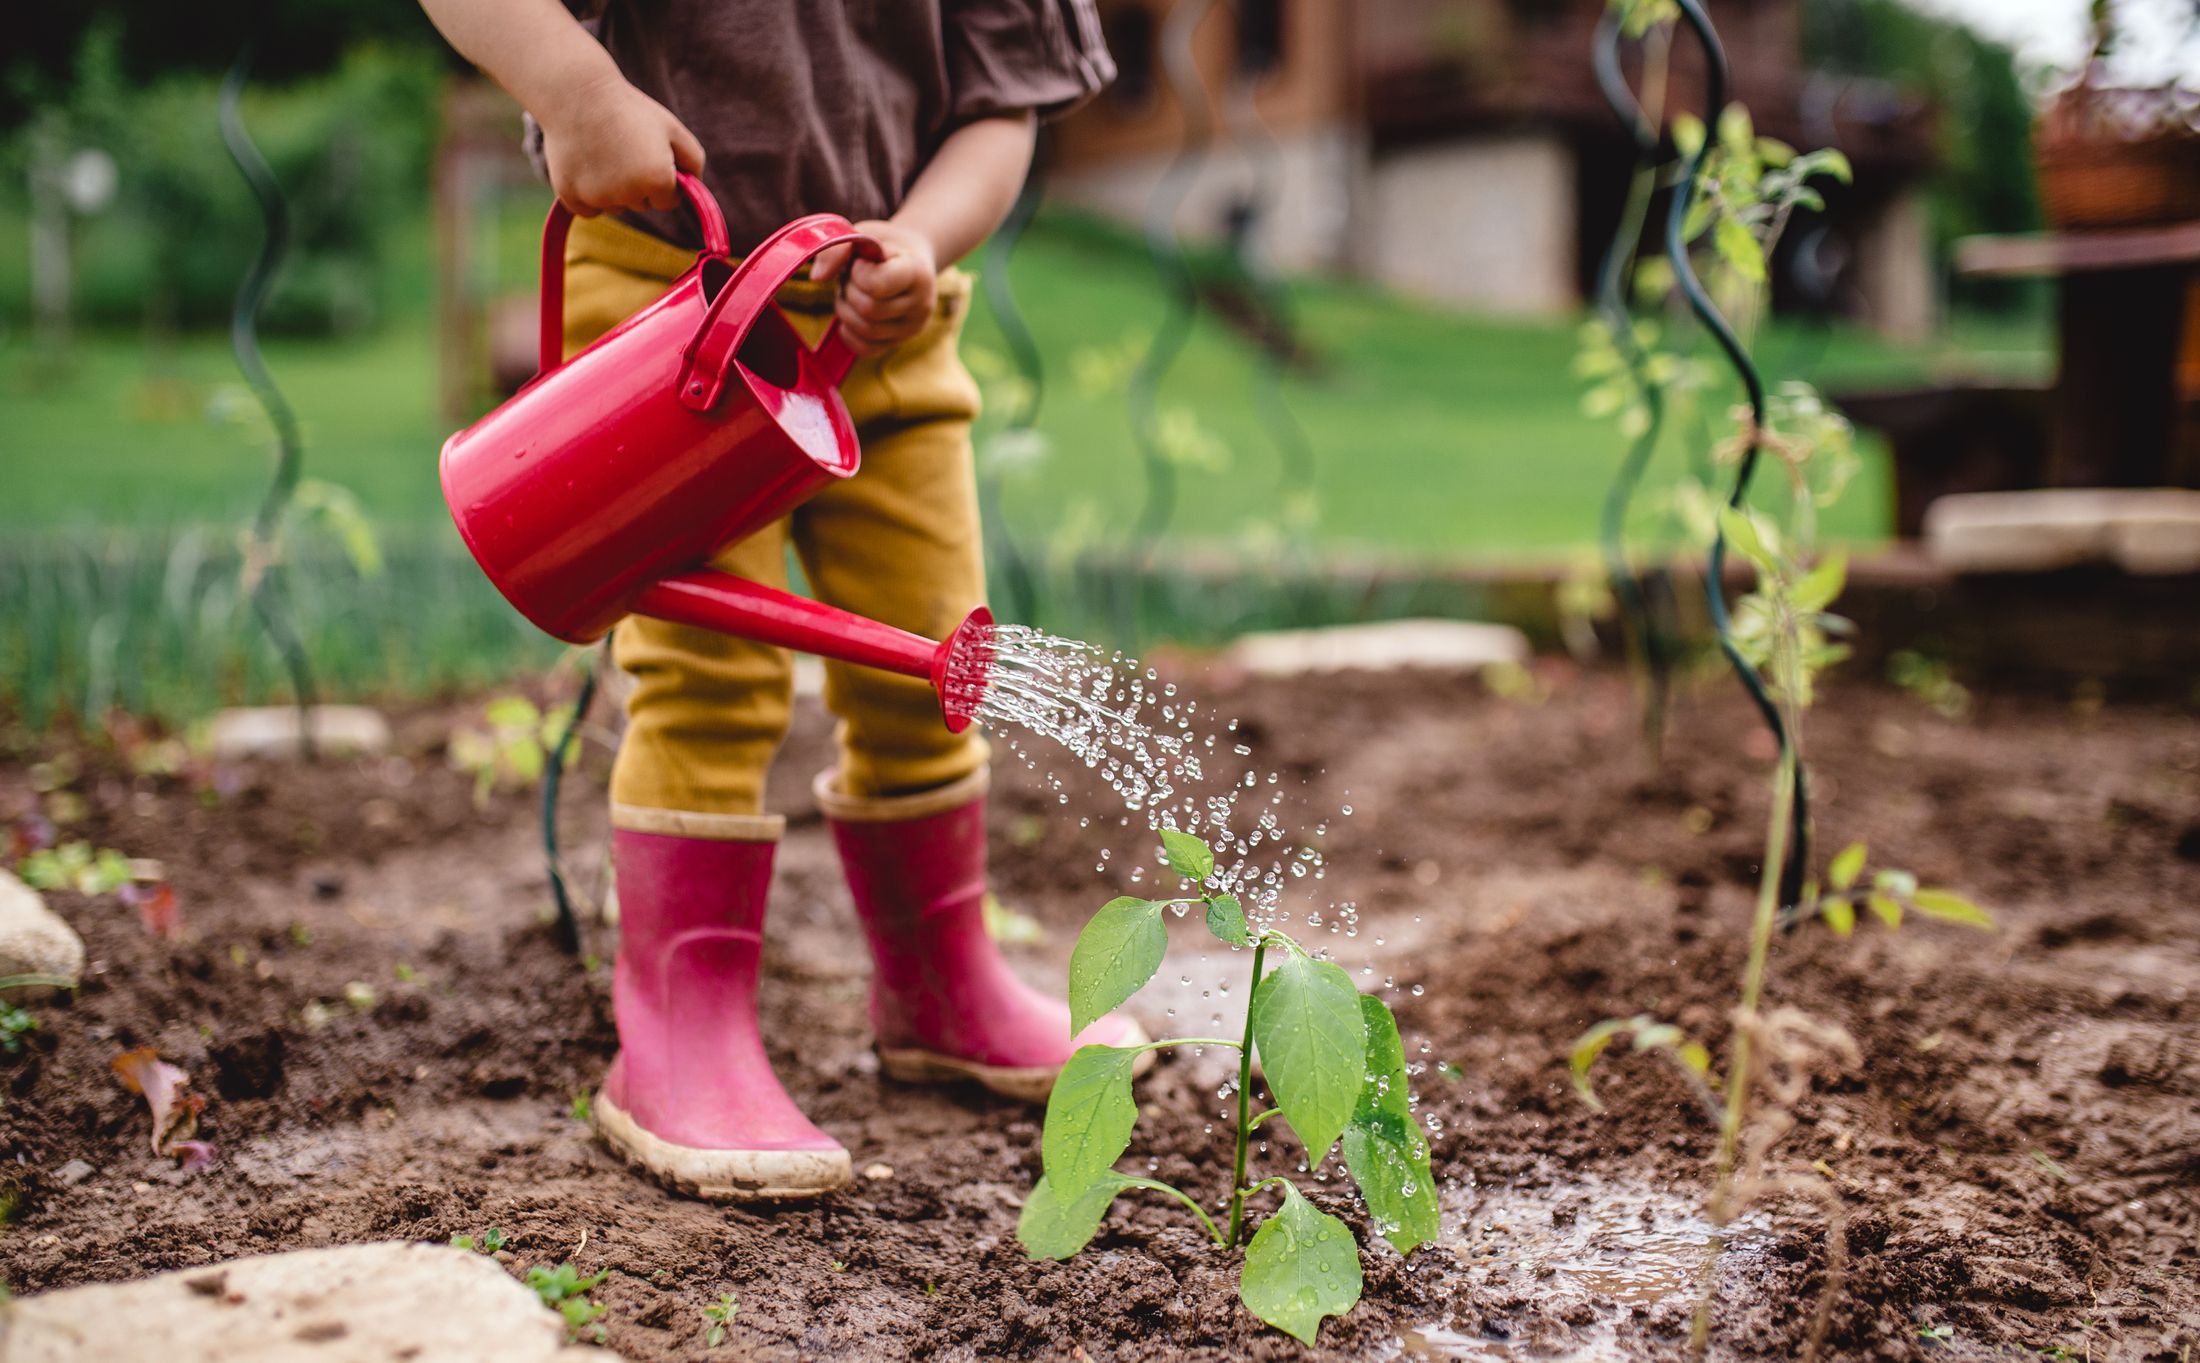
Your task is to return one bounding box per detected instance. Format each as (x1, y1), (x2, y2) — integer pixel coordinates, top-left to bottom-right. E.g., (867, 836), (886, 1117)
(931, 607), (996, 734)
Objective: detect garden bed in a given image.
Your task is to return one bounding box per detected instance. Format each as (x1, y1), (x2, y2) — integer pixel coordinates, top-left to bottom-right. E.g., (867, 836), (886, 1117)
(0, 663), (2194, 1359)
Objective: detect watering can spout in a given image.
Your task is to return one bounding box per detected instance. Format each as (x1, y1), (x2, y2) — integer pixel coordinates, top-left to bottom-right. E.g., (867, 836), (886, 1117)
(638, 573), (996, 733)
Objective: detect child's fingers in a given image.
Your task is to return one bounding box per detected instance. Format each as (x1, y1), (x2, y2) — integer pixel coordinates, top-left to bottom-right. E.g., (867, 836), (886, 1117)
(667, 118), (706, 174)
(811, 243), (852, 283)
(842, 278), (930, 325)
(850, 251), (923, 299)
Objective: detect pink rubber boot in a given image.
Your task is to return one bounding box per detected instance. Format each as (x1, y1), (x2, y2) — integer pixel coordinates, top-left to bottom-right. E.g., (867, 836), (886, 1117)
(594, 811), (852, 1199)
(814, 768), (1151, 1102)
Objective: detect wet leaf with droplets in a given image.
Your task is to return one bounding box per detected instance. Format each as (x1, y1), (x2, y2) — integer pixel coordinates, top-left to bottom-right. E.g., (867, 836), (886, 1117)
(1042, 1045), (1143, 1196)
(1160, 828), (1215, 883)
(1018, 1172), (1131, 1261)
(1341, 995), (1439, 1255)
(1068, 896), (1168, 1034)
(1204, 894), (1250, 948)
(1238, 1182), (1362, 1344)
(1250, 949), (1366, 1166)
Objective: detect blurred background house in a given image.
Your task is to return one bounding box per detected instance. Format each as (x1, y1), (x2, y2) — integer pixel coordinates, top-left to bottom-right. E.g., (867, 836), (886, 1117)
(1047, 0), (1942, 337)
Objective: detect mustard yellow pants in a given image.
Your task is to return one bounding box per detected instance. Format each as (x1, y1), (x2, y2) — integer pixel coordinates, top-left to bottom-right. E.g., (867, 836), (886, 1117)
(561, 214), (989, 816)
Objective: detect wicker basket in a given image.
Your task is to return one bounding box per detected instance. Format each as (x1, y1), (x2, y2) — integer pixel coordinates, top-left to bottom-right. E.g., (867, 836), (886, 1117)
(2036, 83), (2200, 230)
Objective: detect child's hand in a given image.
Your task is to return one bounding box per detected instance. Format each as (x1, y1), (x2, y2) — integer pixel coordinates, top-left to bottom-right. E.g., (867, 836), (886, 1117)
(811, 221), (939, 357)
(537, 72), (705, 217)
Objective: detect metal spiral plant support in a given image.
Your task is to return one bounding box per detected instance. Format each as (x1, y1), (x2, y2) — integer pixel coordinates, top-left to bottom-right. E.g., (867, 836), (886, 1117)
(1666, 0), (1810, 908)
(1117, 0), (1219, 642)
(1590, 9), (1678, 753)
(219, 47), (320, 759)
(976, 162), (1048, 627)
(540, 653), (598, 955)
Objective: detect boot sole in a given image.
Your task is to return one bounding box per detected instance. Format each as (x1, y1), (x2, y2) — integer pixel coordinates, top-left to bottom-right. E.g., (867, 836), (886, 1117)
(878, 1019), (1156, 1103)
(594, 1091), (853, 1201)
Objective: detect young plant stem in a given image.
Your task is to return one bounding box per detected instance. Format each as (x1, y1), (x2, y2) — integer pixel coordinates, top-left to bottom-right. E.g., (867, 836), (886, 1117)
(1689, 740), (1797, 1360)
(1121, 1176), (1227, 1246)
(1224, 935), (1270, 1250)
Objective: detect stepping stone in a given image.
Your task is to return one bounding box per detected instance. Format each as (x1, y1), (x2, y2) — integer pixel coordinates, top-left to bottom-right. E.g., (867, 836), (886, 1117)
(2, 1241), (617, 1362)
(0, 869), (84, 997)
(207, 706), (392, 761)
(1925, 488), (2200, 575)
(1227, 619), (1530, 676)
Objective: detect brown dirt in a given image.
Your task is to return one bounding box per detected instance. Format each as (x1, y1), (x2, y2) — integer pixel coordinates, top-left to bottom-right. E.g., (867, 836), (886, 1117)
(0, 662), (2195, 1361)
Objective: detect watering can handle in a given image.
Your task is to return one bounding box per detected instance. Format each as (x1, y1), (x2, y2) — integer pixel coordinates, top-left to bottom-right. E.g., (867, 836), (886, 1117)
(676, 214), (885, 412)
(536, 172), (732, 376)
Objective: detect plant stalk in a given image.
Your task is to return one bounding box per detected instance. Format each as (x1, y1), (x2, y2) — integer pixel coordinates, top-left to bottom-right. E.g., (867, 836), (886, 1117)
(1224, 936), (1268, 1249)
(1690, 741), (1797, 1359)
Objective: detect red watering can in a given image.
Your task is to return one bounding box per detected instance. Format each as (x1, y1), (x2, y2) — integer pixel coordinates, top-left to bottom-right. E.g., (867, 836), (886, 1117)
(439, 174), (994, 732)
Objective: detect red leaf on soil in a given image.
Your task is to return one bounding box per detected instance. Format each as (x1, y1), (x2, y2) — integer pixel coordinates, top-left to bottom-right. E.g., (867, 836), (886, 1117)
(110, 1047), (214, 1169)
(124, 883), (181, 939)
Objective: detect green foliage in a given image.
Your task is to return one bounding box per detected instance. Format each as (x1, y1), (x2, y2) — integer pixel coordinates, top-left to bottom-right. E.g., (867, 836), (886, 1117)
(525, 1262), (609, 1343)
(17, 841), (131, 896)
(0, 1007), (38, 1054)
(1340, 995), (1439, 1255)
(1248, 948), (1366, 1164)
(447, 695), (577, 806)
(1065, 896), (1169, 1035)
(1811, 843), (1996, 938)
(1237, 1183), (1363, 1346)
(1025, 828), (1436, 1344)
(6, 36), (445, 334)
(450, 1226), (507, 1254)
(701, 1292), (737, 1348)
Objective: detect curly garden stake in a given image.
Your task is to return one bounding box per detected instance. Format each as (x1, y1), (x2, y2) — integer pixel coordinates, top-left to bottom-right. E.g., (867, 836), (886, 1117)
(1665, 0), (1810, 909)
(219, 46), (320, 758)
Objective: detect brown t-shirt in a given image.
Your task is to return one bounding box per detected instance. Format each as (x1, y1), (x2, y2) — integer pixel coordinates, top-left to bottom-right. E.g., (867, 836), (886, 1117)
(549, 0), (1112, 253)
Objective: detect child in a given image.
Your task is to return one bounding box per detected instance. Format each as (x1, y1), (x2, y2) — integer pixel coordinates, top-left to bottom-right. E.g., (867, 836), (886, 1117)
(419, 0), (1144, 1200)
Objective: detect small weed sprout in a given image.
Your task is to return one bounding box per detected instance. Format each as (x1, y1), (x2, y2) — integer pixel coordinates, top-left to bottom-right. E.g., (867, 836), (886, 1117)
(1017, 827), (1437, 1345)
(450, 1226), (507, 1254)
(525, 1261), (609, 1343)
(569, 1089), (594, 1123)
(701, 1291), (736, 1347)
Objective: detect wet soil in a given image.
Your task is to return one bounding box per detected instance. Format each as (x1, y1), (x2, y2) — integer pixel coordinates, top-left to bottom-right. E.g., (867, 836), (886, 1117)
(0, 663), (2195, 1361)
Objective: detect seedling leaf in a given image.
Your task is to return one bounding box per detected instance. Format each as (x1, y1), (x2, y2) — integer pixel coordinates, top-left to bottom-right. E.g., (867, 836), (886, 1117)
(1067, 897), (1167, 1034)
(1340, 995), (1438, 1255)
(1911, 889), (1995, 929)
(1866, 893), (1903, 929)
(1160, 829), (1215, 882)
(1714, 216), (1767, 283)
(1238, 1183), (1362, 1344)
(1042, 1045), (1142, 1195)
(1204, 894), (1250, 948)
(1827, 841), (1867, 892)
(1821, 897), (1855, 937)
(1569, 1019), (1627, 1111)
(1250, 950), (1366, 1165)
(1018, 1172), (1130, 1261)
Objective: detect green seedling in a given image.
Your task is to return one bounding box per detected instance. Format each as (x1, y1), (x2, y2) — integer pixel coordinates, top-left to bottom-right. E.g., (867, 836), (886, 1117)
(450, 1226), (507, 1254)
(1919, 1323), (1956, 1345)
(701, 1291), (736, 1347)
(525, 1261), (609, 1343)
(448, 696), (575, 806)
(1017, 827), (1437, 1345)
(16, 841), (132, 897)
(0, 973), (75, 1057)
(1571, 15), (1993, 1360)
(570, 1089), (594, 1123)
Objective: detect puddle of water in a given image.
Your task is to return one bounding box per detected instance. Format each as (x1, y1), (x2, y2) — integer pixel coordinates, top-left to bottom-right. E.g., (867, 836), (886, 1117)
(1392, 1175), (1772, 1361)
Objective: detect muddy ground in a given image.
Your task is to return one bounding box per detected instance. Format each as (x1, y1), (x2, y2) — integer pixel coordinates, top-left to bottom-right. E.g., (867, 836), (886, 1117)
(0, 661), (2195, 1361)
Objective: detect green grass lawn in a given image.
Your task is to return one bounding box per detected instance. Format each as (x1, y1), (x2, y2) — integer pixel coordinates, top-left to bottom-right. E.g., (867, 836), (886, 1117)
(1, 209), (2050, 558)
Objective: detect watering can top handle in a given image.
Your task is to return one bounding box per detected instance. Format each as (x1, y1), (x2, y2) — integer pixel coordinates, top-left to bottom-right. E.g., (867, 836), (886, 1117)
(536, 172), (732, 376)
(676, 214), (885, 413)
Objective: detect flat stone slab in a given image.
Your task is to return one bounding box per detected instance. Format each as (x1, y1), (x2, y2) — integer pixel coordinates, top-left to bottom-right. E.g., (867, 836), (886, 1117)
(0, 869), (83, 995)
(1925, 488), (2200, 576)
(1, 1242), (616, 1362)
(1227, 618), (1530, 676)
(207, 706), (392, 762)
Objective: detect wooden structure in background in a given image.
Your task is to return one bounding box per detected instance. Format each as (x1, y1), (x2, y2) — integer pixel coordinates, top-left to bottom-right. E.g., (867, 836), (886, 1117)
(1956, 221), (2200, 491)
(434, 79), (538, 425)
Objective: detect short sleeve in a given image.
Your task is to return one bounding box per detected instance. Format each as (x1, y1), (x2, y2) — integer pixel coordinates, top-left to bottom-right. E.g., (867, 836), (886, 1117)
(945, 0), (1117, 124)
